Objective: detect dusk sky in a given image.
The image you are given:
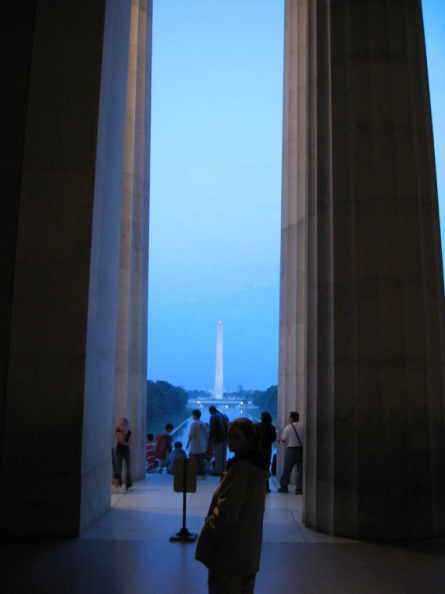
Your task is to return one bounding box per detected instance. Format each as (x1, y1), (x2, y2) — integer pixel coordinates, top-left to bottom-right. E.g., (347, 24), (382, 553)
(147, 0), (445, 392)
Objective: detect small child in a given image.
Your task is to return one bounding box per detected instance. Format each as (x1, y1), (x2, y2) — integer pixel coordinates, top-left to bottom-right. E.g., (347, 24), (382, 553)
(146, 433), (157, 472)
(167, 441), (187, 474)
(155, 423), (174, 474)
(203, 438), (215, 476)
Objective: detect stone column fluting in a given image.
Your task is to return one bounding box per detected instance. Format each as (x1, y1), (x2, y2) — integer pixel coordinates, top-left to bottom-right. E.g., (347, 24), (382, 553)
(113, 0), (152, 481)
(1, 0), (152, 536)
(280, 0), (445, 539)
(278, 0), (309, 481)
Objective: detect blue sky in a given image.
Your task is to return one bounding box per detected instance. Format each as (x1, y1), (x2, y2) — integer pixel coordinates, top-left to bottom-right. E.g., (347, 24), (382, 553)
(148, 0), (445, 391)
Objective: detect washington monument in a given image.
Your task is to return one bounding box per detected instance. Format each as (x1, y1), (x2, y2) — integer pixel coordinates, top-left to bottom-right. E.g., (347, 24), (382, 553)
(213, 320), (223, 399)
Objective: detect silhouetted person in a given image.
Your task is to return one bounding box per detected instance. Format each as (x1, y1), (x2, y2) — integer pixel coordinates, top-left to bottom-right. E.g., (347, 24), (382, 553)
(208, 405), (229, 475)
(196, 418), (269, 594)
(256, 411), (277, 492)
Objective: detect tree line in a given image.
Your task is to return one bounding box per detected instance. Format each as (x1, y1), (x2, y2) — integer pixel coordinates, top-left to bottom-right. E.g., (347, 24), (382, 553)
(251, 385), (277, 414)
(146, 380), (188, 419)
(146, 381), (278, 419)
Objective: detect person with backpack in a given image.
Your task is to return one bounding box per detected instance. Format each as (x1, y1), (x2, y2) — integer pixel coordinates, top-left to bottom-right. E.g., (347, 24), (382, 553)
(277, 411), (304, 495)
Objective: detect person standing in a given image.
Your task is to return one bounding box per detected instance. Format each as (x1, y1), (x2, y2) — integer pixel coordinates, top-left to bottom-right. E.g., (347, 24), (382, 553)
(195, 418), (269, 594)
(113, 417), (133, 492)
(278, 411), (304, 495)
(208, 405), (229, 476)
(256, 411), (277, 493)
(186, 409), (209, 479)
(155, 423), (174, 474)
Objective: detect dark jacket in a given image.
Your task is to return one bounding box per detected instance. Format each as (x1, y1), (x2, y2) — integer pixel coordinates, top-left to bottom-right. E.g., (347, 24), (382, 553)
(256, 421), (277, 468)
(195, 449), (269, 577)
(208, 411), (229, 444)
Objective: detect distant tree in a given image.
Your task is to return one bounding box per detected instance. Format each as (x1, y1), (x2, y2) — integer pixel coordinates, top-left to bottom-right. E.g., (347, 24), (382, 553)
(146, 380), (162, 418)
(146, 380), (188, 421)
(251, 385), (278, 414)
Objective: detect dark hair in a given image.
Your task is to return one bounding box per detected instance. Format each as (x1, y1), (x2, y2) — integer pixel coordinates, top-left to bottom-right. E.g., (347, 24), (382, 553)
(192, 409), (201, 418)
(209, 405), (217, 413)
(228, 418), (260, 449)
(261, 411), (272, 424)
(166, 423), (174, 431)
(147, 433), (154, 441)
(289, 411), (299, 422)
(174, 441), (182, 448)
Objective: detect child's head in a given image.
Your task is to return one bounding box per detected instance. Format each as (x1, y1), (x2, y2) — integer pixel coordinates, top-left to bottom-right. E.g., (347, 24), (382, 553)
(166, 423), (174, 433)
(174, 441), (183, 449)
(227, 418), (259, 454)
(147, 433), (154, 441)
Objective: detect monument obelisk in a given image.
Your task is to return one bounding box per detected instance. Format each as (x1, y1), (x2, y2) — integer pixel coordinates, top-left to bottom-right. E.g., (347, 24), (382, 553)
(213, 320), (223, 399)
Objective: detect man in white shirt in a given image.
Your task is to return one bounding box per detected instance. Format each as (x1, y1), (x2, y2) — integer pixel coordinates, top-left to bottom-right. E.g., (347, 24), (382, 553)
(278, 411), (304, 495)
(186, 409), (209, 479)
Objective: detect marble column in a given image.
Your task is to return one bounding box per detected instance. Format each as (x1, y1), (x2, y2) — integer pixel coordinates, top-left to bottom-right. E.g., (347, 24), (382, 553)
(0, 0), (151, 536)
(279, 0), (445, 539)
(113, 0), (151, 482)
(278, 0), (309, 479)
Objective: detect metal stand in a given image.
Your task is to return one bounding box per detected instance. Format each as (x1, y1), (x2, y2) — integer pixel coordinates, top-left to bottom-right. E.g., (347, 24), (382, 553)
(170, 458), (197, 542)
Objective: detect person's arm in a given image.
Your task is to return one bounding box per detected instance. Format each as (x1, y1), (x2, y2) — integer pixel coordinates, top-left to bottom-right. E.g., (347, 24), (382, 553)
(115, 428), (130, 447)
(278, 425), (288, 444)
(204, 464), (248, 536)
(186, 425), (194, 449)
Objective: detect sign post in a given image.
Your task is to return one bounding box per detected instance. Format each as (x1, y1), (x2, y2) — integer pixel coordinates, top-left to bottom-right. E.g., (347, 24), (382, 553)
(169, 457), (198, 542)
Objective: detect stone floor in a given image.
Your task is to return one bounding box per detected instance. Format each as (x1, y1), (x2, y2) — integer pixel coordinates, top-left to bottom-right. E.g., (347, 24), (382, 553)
(2, 473), (445, 593)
